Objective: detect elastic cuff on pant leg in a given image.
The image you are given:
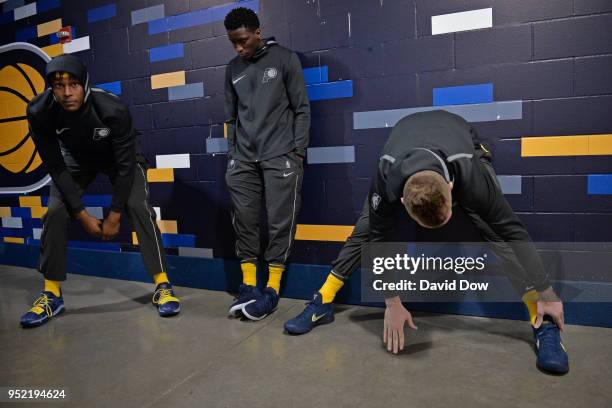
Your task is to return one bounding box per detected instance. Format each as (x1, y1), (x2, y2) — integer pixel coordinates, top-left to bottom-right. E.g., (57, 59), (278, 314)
(330, 269), (349, 282)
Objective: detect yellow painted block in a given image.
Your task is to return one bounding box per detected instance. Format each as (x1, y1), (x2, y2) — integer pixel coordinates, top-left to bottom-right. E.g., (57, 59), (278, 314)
(30, 206), (48, 219)
(4, 237), (24, 244)
(132, 232), (139, 246)
(147, 168), (174, 182)
(588, 134), (612, 155)
(295, 224), (354, 242)
(521, 135), (589, 157)
(157, 220), (178, 234)
(41, 43), (64, 58)
(150, 71), (185, 89)
(224, 123), (228, 138)
(37, 19), (63, 37)
(19, 196), (41, 207)
(0, 207), (11, 217)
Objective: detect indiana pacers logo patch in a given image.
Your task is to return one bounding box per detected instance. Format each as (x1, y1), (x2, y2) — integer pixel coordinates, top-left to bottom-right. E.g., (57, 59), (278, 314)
(262, 67), (278, 83)
(0, 42), (51, 193)
(93, 127), (111, 140)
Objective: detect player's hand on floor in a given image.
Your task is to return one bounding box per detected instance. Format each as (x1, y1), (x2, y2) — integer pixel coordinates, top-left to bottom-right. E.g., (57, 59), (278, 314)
(77, 210), (102, 239)
(383, 296), (418, 354)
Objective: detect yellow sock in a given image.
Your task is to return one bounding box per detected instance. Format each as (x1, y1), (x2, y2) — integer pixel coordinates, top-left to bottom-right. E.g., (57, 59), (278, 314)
(522, 289), (538, 326)
(44, 279), (61, 297)
(241, 262), (257, 286)
(154, 272), (170, 286)
(319, 272), (344, 304)
(266, 264), (284, 293)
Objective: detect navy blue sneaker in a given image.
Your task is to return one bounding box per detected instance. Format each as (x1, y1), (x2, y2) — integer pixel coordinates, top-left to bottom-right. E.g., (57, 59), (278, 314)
(242, 287), (279, 321)
(228, 284), (259, 317)
(533, 317), (569, 375)
(20, 291), (65, 328)
(284, 292), (334, 334)
(152, 283), (181, 317)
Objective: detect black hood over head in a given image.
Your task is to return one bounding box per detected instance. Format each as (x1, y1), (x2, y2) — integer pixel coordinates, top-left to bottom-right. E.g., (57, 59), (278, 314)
(45, 54), (91, 102)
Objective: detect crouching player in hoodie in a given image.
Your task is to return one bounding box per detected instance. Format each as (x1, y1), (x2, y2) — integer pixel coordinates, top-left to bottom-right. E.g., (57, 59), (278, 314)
(21, 54), (180, 328)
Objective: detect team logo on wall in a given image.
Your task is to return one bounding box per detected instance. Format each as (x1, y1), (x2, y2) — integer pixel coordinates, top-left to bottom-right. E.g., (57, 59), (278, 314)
(262, 67), (278, 83)
(0, 42), (51, 194)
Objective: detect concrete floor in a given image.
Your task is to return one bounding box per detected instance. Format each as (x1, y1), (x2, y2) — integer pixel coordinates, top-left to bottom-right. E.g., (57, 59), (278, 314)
(1, 266), (611, 408)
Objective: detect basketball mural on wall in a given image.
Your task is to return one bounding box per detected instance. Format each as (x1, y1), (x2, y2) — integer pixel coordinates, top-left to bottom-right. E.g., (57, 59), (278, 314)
(0, 42), (51, 194)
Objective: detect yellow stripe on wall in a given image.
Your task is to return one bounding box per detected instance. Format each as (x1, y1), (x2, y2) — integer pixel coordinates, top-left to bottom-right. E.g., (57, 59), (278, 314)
(147, 168), (174, 182)
(295, 224), (354, 242)
(0, 207), (12, 217)
(150, 71), (185, 89)
(19, 196), (41, 207)
(41, 43), (64, 58)
(4, 237), (24, 244)
(132, 232), (138, 246)
(521, 134), (612, 157)
(37, 19), (63, 37)
(157, 220), (178, 234)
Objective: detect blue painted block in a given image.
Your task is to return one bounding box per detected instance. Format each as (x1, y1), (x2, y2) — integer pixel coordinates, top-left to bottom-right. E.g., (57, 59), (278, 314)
(16, 26), (37, 42)
(307, 146), (355, 164)
(0, 227), (31, 238)
(11, 207), (31, 218)
(588, 174), (612, 194)
(168, 83), (204, 100)
(68, 240), (121, 251)
(206, 138), (228, 154)
(433, 83), (494, 106)
(37, 0), (61, 13)
(307, 80), (353, 101)
(87, 4), (117, 23)
(95, 81), (122, 95)
(148, 0), (259, 34)
(50, 26), (75, 45)
(303, 66), (329, 85)
(149, 43), (184, 62)
(162, 233), (195, 248)
(81, 195), (113, 207)
(0, 11), (13, 25)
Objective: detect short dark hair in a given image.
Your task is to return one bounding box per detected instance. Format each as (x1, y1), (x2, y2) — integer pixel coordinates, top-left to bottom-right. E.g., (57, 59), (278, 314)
(224, 7), (260, 31)
(403, 171), (451, 228)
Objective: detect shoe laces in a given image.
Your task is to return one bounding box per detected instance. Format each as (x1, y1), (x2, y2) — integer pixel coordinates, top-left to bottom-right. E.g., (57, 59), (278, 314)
(154, 287), (178, 305)
(296, 299), (319, 320)
(30, 294), (52, 316)
(536, 323), (561, 349)
(256, 290), (277, 311)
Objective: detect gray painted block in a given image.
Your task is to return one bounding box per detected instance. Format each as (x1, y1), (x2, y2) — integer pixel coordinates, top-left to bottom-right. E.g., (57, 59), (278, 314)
(168, 83), (204, 101)
(33, 228), (42, 240)
(2, 217), (22, 228)
(206, 138), (228, 154)
(307, 146), (355, 164)
(497, 175), (522, 195)
(131, 5), (165, 26)
(353, 101), (523, 130)
(178, 247), (213, 258)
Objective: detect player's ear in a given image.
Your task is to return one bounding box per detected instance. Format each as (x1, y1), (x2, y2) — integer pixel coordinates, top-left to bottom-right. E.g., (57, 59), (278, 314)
(400, 197), (404, 204)
(449, 181), (454, 190)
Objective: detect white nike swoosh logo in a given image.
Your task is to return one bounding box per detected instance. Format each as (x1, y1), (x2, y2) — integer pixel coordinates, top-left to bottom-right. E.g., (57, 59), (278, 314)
(56, 128), (69, 134)
(232, 74), (247, 84)
(311, 313), (327, 322)
(283, 172), (294, 177)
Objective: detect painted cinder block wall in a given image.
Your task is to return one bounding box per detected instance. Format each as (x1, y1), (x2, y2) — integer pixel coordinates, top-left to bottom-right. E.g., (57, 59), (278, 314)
(0, 1), (611, 288)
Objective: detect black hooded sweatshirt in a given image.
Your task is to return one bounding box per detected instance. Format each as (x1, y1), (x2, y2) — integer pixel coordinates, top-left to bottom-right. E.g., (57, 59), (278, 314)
(26, 54), (143, 216)
(224, 38), (310, 161)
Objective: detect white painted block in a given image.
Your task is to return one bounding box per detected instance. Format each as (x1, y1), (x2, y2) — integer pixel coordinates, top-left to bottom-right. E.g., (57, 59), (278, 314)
(33, 228), (42, 240)
(432, 8), (492, 35)
(2, 217), (22, 228)
(14, 2), (36, 20)
(63, 36), (90, 53)
(156, 154), (190, 169)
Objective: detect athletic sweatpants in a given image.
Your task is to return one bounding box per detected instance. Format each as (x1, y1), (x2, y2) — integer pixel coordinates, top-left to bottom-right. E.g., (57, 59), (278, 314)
(329, 147), (535, 296)
(225, 152), (303, 267)
(38, 163), (167, 281)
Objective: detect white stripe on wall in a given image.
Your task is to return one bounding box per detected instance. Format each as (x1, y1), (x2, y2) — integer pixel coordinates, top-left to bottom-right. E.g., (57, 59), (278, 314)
(2, 217), (22, 228)
(432, 8), (493, 35)
(14, 2), (37, 20)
